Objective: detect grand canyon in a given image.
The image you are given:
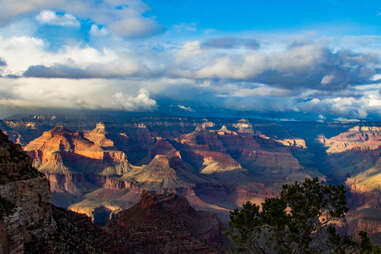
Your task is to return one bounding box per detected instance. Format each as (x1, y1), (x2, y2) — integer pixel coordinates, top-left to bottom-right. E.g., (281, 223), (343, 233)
(2, 114), (381, 252)
(1, 1), (381, 252)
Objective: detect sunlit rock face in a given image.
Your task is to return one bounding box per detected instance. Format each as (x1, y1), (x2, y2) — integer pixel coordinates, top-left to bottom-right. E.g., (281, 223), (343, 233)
(15, 118), (316, 226)
(318, 126), (381, 154)
(23, 124), (131, 196)
(84, 122), (114, 148)
(7, 116), (381, 247)
(232, 119), (254, 134)
(0, 129), (123, 253)
(25, 124), (128, 166)
(275, 138), (307, 149)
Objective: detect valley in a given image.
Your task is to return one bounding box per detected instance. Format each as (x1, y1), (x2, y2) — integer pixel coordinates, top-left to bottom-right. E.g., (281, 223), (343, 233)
(2, 115), (381, 242)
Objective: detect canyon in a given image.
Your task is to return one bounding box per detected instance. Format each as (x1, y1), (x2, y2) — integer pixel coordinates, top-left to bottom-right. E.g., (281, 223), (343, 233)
(0, 130), (224, 253)
(2, 115), (381, 245)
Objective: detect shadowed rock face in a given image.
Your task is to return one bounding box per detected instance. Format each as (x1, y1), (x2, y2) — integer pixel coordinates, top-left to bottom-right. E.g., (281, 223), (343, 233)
(0, 129), (226, 253)
(0, 130), (112, 253)
(19, 120), (315, 225)
(6, 116), (381, 249)
(0, 130), (43, 184)
(0, 130), (55, 254)
(106, 191), (222, 254)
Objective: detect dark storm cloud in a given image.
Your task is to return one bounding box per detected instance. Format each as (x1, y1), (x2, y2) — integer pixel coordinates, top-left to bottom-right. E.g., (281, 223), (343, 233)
(22, 63), (153, 79)
(23, 64), (94, 79)
(196, 44), (381, 91)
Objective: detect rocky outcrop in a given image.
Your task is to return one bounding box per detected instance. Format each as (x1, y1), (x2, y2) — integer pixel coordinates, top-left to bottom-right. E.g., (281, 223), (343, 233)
(232, 119), (254, 134)
(106, 191), (221, 254)
(123, 154), (205, 189)
(0, 130), (115, 253)
(84, 122), (114, 148)
(0, 130), (56, 254)
(318, 126), (381, 153)
(275, 138), (307, 149)
(346, 208), (381, 245)
(23, 124), (131, 204)
(25, 124), (129, 170)
(26, 206), (111, 253)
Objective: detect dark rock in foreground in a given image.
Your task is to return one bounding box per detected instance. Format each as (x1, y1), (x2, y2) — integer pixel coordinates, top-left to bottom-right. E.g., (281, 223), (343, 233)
(106, 190), (222, 254)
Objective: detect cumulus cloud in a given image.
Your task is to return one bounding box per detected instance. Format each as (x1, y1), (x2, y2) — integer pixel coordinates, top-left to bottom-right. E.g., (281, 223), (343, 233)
(24, 64), (93, 79)
(112, 89), (157, 111)
(90, 24), (108, 36)
(0, 0), (60, 25)
(85, 0), (164, 38)
(23, 59), (142, 79)
(195, 44), (380, 91)
(1, 2), (381, 119)
(176, 41), (203, 59)
(36, 10), (79, 27)
(0, 78), (157, 112)
(202, 37), (260, 49)
(0, 0), (163, 38)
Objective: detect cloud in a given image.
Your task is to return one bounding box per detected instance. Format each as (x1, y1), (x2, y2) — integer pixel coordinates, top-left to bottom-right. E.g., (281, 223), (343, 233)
(0, 58), (6, 67)
(178, 105), (194, 112)
(0, 36), (126, 76)
(334, 117), (360, 122)
(105, 0), (163, 38)
(23, 60), (142, 79)
(195, 44), (380, 91)
(202, 37), (260, 50)
(0, 0), (163, 38)
(109, 16), (163, 38)
(36, 10), (79, 27)
(0, 9), (381, 120)
(0, 78), (157, 111)
(24, 64), (92, 79)
(176, 41), (203, 59)
(0, 0), (61, 25)
(0, 57), (6, 75)
(90, 24), (108, 36)
(112, 89), (157, 111)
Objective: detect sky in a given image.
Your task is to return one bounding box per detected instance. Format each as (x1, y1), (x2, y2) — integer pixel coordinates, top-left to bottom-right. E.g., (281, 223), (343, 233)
(1, 0), (381, 121)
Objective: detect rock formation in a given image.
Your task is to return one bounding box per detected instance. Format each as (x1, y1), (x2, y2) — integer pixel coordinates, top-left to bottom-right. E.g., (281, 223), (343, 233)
(318, 126), (381, 153)
(106, 191), (222, 254)
(0, 129), (110, 253)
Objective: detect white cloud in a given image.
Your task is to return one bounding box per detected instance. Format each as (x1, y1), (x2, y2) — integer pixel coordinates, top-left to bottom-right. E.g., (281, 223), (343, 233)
(90, 24), (108, 36)
(0, 35), (145, 77)
(36, 10), (79, 27)
(0, 0), (163, 38)
(178, 105), (194, 112)
(334, 117), (360, 122)
(0, 78), (157, 111)
(112, 89), (157, 111)
(0, 0), (61, 25)
(321, 74), (335, 85)
(176, 41), (202, 59)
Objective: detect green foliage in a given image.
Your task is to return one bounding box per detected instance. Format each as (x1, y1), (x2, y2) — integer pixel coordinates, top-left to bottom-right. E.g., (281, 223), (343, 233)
(225, 178), (381, 254)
